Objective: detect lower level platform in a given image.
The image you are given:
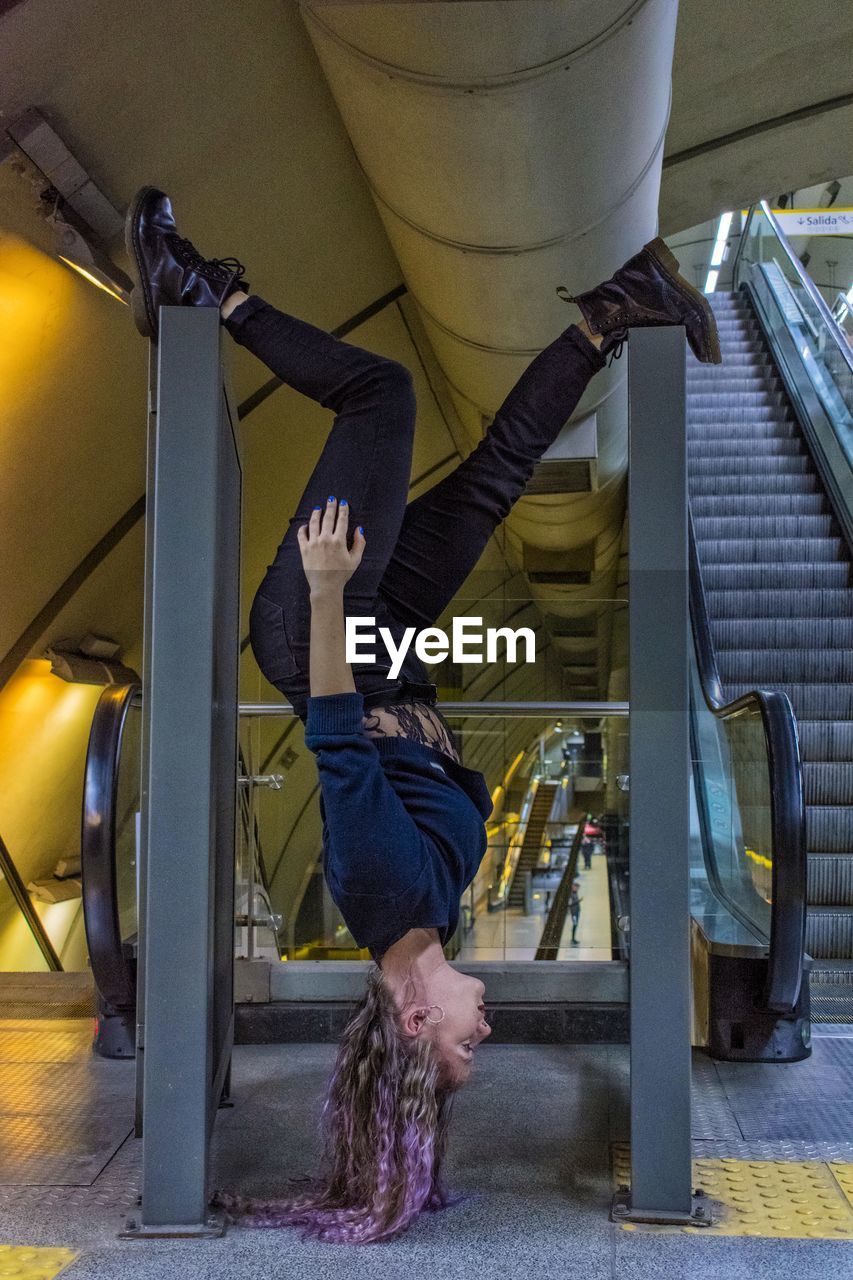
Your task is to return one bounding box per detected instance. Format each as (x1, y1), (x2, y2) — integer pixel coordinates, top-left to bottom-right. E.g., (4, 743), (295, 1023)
(2, 1011), (853, 1278)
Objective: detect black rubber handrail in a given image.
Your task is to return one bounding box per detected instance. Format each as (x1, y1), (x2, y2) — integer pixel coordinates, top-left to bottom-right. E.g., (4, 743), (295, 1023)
(688, 513), (807, 1013)
(535, 812), (589, 961)
(81, 681), (140, 1012)
(0, 832), (62, 971)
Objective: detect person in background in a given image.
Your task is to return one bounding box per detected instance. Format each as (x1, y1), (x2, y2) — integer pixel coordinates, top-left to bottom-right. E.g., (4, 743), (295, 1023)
(569, 880), (583, 944)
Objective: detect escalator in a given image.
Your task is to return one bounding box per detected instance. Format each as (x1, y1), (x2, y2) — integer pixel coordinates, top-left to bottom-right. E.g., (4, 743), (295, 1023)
(689, 202), (853, 1022)
(507, 781), (558, 909)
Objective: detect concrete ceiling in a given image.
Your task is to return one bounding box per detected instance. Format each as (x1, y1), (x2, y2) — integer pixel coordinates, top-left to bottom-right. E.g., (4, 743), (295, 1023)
(1, 0), (851, 691)
(2, 0), (853, 936)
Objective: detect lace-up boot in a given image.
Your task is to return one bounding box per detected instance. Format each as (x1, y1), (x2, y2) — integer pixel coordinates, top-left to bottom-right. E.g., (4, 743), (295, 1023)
(557, 236), (721, 365)
(125, 186), (250, 339)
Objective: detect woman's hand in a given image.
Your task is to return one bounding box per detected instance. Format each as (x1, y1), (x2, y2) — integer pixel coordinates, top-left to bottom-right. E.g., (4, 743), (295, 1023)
(298, 497), (366, 598)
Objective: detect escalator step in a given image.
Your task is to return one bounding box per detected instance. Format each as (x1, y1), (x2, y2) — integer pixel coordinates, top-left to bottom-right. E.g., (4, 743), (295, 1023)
(798, 721), (853, 760)
(710, 341), (769, 357)
(717, 648), (853, 681)
(690, 437), (804, 456)
(698, 537), (845, 564)
(803, 763), (853, 804)
(696, 514), (836, 539)
(806, 805), (853, 851)
(725, 684), (853, 721)
(712, 617), (853, 648)
(809, 853), (853, 906)
(688, 390), (788, 410)
(688, 419), (799, 441)
(705, 563), (851, 589)
(707, 588), (853, 617)
(693, 493), (826, 516)
(691, 458), (815, 478)
(689, 473), (821, 495)
(689, 406), (797, 425)
(806, 908), (853, 959)
(688, 356), (769, 374)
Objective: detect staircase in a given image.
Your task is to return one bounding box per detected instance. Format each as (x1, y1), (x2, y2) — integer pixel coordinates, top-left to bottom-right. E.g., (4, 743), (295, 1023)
(688, 289), (853, 1019)
(507, 782), (557, 909)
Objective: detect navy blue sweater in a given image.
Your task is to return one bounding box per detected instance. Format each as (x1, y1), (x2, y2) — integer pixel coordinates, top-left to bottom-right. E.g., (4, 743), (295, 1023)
(304, 691), (493, 960)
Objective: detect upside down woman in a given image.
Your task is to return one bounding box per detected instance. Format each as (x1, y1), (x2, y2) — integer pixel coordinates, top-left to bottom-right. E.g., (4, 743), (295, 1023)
(126, 187), (720, 1243)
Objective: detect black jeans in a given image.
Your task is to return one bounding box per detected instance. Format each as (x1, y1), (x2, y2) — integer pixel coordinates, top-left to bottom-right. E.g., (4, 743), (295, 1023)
(225, 295), (605, 719)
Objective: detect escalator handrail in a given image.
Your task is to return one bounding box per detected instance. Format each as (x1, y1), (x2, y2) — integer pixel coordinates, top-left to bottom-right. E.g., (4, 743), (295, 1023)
(534, 812), (590, 960)
(735, 200), (853, 378)
(689, 513), (807, 1013)
(81, 681), (140, 1011)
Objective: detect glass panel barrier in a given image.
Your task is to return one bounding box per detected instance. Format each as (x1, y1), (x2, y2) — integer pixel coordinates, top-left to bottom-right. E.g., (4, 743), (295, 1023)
(735, 202), (853, 471)
(689, 639), (771, 945)
(239, 690), (629, 964)
(115, 697), (141, 945)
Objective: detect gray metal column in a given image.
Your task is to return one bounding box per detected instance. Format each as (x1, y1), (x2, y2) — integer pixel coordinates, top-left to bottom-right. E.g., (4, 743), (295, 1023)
(128, 307), (241, 1237)
(619, 327), (705, 1224)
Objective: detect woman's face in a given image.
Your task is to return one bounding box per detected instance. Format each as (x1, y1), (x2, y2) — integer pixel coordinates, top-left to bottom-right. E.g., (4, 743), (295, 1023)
(428, 970), (491, 1087)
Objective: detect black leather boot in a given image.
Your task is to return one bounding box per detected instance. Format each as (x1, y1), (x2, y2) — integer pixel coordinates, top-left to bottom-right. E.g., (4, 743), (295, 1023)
(557, 236), (722, 365)
(125, 186), (250, 340)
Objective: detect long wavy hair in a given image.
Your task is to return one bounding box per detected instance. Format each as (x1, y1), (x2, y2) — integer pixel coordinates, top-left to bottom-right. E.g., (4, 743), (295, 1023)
(217, 965), (457, 1244)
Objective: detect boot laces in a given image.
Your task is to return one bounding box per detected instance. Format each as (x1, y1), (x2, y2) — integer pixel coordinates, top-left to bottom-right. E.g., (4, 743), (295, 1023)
(167, 235), (246, 283)
(605, 329), (628, 366)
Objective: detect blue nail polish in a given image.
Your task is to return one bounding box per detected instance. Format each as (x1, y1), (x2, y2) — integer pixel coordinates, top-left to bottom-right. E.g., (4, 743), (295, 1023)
(358, 526), (364, 534)
(340, 499), (347, 507)
(313, 505), (322, 511)
(328, 495), (335, 503)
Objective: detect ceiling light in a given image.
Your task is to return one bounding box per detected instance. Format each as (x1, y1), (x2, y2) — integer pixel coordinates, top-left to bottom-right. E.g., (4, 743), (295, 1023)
(709, 211), (733, 268)
(704, 269), (719, 294)
(51, 213), (131, 304)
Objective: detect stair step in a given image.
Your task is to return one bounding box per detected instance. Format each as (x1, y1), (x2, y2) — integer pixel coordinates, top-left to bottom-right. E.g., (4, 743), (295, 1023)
(725, 684), (853, 721)
(690, 457), (815, 478)
(696, 514), (835, 539)
(689, 473), (821, 496)
(809, 854), (853, 906)
(705, 563), (852, 590)
(706, 588), (853, 618)
(798, 721), (853, 760)
(688, 391), (789, 411)
(717, 648), (853, 682)
(689, 406), (797, 425)
(686, 355), (768, 373)
(806, 805), (853, 851)
(692, 494), (826, 516)
(689, 420), (801, 442)
(803, 763), (853, 805)
(712, 618), (853, 649)
(806, 908), (853, 960)
(691, 438), (805, 459)
(698, 537), (845, 564)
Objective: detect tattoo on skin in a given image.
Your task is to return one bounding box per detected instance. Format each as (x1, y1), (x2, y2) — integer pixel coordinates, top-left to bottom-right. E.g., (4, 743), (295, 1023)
(362, 699), (460, 762)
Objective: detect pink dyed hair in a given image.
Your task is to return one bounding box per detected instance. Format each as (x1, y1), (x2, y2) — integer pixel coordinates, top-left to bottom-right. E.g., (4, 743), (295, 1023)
(215, 965), (458, 1244)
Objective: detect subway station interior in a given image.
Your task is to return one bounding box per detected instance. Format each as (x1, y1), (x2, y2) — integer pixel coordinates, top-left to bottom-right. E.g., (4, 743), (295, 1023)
(2, 1), (853, 1276)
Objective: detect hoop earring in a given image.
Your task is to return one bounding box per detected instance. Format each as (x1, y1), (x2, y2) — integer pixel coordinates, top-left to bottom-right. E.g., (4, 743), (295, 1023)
(423, 1004), (445, 1025)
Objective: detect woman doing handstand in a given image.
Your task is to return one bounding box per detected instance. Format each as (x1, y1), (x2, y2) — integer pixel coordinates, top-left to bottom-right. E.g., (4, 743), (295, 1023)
(126, 187), (720, 1243)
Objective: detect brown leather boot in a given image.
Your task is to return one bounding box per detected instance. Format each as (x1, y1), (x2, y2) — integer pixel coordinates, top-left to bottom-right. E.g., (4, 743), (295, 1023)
(125, 186), (250, 340)
(557, 236), (722, 365)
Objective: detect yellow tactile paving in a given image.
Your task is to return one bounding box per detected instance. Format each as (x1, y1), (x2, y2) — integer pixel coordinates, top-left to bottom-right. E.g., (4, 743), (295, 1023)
(829, 1162), (853, 1206)
(611, 1144), (853, 1238)
(0, 1245), (77, 1278)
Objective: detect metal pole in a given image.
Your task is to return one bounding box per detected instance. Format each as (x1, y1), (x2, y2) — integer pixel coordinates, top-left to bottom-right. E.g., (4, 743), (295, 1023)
(617, 327), (707, 1226)
(127, 307), (240, 1238)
